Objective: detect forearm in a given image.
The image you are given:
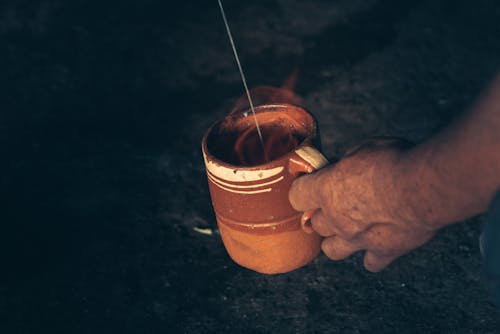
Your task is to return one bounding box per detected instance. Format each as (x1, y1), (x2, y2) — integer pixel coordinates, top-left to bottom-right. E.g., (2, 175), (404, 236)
(396, 75), (500, 228)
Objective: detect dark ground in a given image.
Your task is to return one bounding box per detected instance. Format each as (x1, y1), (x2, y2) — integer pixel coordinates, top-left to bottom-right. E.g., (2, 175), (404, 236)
(1, 0), (500, 333)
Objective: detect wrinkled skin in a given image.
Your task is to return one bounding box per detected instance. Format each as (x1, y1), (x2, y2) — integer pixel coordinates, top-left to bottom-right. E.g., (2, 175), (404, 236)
(289, 139), (438, 272)
(289, 73), (500, 272)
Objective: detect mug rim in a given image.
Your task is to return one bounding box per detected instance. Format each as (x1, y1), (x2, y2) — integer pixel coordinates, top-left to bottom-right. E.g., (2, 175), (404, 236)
(201, 103), (317, 171)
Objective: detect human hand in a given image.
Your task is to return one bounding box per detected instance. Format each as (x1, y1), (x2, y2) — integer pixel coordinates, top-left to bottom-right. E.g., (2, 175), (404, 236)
(289, 139), (438, 272)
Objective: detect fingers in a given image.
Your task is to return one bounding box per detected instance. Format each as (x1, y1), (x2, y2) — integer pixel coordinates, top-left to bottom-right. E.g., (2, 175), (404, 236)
(310, 210), (338, 237)
(363, 251), (399, 272)
(319, 233), (403, 272)
(321, 236), (361, 260)
(320, 235), (399, 271)
(311, 210), (364, 240)
(288, 172), (322, 211)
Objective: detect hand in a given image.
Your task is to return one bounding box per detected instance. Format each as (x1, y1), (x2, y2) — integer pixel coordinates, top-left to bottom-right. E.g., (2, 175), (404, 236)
(289, 139), (438, 272)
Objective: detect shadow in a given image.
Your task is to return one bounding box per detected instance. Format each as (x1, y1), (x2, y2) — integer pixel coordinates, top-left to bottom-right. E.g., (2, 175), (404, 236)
(299, 0), (423, 92)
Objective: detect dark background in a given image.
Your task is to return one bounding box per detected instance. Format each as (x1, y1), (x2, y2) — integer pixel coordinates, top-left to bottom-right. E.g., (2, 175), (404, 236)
(1, 0), (500, 332)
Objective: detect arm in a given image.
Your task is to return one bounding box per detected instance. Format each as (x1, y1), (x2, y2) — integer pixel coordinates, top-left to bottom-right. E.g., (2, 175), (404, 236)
(289, 74), (500, 272)
(396, 76), (500, 227)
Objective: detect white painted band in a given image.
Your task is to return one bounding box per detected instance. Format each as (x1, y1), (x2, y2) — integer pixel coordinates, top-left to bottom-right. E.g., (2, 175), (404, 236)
(203, 151), (284, 182)
(208, 175), (273, 194)
(207, 171), (284, 189)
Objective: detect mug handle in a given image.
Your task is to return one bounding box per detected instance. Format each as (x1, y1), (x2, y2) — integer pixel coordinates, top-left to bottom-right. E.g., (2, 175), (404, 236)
(288, 146), (329, 234)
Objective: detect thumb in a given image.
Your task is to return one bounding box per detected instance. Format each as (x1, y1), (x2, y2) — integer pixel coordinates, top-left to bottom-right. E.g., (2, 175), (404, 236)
(288, 172), (323, 211)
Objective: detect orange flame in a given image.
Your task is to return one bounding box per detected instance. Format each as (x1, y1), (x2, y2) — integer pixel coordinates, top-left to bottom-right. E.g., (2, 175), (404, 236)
(219, 70), (304, 166)
(228, 68), (302, 117)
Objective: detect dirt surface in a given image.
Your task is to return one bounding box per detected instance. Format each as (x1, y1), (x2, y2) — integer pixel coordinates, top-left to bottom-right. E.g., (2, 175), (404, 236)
(2, 0), (500, 332)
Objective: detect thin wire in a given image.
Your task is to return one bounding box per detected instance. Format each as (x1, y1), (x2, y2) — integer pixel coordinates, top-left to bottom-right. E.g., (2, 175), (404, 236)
(217, 0), (265, 153)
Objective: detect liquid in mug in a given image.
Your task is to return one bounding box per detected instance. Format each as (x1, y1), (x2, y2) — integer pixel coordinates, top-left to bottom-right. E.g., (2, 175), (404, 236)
(209, 124), (304, 166)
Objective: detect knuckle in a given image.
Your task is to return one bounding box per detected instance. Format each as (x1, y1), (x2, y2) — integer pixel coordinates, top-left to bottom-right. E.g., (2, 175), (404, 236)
(337, 220), (363, 239)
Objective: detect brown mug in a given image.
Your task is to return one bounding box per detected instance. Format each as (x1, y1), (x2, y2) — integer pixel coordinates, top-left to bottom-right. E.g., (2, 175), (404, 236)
(201, 104), (328, 274)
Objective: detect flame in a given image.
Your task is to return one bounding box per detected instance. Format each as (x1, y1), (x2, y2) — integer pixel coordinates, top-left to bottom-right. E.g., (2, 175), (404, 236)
(232, 124), (299, 165)
(228, 68), (302, 117)
(218, 70), (304, 166)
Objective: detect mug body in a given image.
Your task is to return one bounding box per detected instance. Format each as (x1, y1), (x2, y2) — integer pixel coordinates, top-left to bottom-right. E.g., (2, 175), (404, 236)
(202, 104), (323, 274)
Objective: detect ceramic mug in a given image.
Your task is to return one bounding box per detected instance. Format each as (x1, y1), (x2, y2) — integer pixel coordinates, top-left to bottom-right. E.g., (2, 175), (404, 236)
(201, 104), (328, 274)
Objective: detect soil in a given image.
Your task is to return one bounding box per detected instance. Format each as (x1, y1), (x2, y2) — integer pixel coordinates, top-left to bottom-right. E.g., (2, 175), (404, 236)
(1, 0), (500, 332)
